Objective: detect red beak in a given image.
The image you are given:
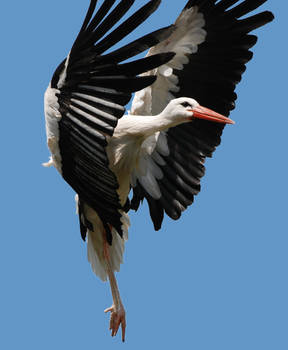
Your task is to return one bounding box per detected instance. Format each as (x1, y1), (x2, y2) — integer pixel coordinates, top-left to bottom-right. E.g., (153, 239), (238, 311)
(189, 105), (235, 125)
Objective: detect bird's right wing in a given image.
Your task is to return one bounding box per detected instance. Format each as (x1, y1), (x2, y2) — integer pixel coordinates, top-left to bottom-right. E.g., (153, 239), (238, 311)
(44, 0), (175, 242)
(129, 0), (273, 230)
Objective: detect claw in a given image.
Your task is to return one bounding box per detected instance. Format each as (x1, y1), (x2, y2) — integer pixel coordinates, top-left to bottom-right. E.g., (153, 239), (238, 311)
(104, 304), (126, 342)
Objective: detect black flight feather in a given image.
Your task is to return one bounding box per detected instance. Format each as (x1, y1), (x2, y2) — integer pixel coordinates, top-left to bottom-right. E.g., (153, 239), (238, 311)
(48, 0), (176, 243)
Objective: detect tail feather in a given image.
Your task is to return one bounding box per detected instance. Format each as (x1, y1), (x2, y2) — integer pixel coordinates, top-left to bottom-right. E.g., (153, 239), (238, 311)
(87, 230), (107, 281)
(86, 210), (130, 281)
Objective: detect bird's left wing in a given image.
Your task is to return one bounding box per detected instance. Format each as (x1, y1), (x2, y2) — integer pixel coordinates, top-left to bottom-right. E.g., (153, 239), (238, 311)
(44, 0), (175, 241)
(129, 0), (273, 230)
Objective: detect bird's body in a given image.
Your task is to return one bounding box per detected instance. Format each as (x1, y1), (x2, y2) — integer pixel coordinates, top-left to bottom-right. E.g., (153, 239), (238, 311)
(108, 101), (196, 202)
(44, 0), (273, 341)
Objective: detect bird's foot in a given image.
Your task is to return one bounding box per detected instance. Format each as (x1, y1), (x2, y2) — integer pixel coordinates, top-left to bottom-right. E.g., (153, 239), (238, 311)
(104, 304), (126, 342)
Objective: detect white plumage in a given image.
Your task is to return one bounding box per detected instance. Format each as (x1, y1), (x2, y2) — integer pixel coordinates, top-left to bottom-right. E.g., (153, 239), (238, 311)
(44, 0), (273, 342)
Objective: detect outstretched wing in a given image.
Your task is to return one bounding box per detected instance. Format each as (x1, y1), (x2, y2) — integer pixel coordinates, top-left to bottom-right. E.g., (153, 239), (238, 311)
(130, 0), (274, 230)
(44, 0), (175, 242)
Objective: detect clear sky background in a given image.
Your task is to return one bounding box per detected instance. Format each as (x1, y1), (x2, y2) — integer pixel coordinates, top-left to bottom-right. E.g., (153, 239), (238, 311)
(0, 1), (286, 349)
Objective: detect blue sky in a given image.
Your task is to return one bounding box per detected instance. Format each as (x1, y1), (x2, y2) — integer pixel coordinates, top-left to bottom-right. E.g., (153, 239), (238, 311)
(1, 1), (287, 349)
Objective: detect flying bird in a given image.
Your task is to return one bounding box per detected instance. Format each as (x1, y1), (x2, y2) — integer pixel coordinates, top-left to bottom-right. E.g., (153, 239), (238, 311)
(44, 0), (273, 342)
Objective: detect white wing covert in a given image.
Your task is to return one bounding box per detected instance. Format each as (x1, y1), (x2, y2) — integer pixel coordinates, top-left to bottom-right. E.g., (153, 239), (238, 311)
(130, 0), (274, 230)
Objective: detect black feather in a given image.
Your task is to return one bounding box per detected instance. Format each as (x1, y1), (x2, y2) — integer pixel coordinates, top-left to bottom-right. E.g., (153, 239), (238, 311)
(49, 0), (176, 241)
(131, 0), (273, 230)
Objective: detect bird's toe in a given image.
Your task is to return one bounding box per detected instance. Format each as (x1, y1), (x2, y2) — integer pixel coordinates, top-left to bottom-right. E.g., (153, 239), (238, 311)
(104, 304), (126, 342)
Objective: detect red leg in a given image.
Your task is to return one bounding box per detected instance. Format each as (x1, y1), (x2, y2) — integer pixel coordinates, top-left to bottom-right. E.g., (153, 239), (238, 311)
(102, 231), (126, 342)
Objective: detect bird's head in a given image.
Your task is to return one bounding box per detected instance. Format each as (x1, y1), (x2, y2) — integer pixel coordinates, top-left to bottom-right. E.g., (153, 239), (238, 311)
(162, 97), (234, 126)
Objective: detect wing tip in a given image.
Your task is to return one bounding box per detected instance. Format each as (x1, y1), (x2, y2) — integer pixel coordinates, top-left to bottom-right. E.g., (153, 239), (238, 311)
(263, 10), (275, 24)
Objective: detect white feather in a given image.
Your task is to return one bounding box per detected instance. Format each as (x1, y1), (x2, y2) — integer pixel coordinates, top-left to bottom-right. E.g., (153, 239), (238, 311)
(129, 6), (206, 199)
(70, 98), (117, 123)
(72, 92), (124, 111)
(151, 150), (166, 166)
(156, 132), (169, 156)
(83, 203), (130, 282)
(131, 7), (206, 117)
(43, 84), (62, 173)
(138, 172), (161, 199)
(57, 53), (70, 89)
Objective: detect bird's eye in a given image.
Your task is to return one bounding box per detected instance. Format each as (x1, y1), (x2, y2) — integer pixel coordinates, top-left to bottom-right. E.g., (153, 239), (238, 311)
(181, 102), (192, 108)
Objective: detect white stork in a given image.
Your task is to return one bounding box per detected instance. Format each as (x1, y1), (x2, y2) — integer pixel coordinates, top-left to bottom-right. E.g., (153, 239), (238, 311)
(44, 0), (273, 342)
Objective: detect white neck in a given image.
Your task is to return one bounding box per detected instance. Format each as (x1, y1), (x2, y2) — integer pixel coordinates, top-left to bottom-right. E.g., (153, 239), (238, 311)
(114, 112), (184, 139)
